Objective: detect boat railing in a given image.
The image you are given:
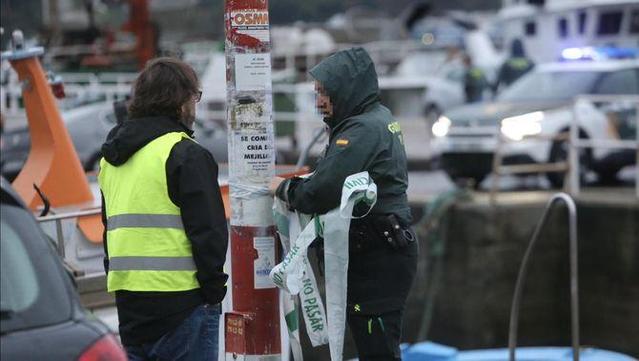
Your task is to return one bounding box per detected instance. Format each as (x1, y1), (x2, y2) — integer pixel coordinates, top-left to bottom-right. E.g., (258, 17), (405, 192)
(1, 67), (134, 116)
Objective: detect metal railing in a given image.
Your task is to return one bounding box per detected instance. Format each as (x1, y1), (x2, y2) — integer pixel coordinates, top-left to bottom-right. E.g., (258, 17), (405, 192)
(36, 207), (114, 306)
(37, 207), (102, 258)
(490, 132), (570, 204)
(508, 193), (579, 361)
(1, 68), (134, 116)
(271, 39), (440, 80)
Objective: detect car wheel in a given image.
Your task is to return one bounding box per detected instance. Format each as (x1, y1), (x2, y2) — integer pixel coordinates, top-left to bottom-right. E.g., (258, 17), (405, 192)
(596, 170), (619, 185)
(592, 149), (635, 185)
(546, 130), (592, 188)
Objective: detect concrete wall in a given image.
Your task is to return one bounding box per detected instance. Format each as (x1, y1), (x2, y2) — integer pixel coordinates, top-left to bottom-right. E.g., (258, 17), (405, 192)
(403, 196), (638, 357)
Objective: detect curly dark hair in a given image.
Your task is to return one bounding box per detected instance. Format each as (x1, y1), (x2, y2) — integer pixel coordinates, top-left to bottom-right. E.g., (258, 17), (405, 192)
(128, 57), (200, 120)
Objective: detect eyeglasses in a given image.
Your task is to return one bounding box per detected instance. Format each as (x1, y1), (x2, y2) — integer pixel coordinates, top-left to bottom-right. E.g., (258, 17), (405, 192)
(194, 90), (202, 103)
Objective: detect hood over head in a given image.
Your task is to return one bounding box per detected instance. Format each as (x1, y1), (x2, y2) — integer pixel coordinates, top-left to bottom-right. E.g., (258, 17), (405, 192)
(101, 116), (193, 166)
(309, 47), (380, 128)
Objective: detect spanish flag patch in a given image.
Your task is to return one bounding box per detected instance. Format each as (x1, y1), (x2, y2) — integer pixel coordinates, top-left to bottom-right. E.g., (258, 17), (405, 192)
(336, 139), (349, 146)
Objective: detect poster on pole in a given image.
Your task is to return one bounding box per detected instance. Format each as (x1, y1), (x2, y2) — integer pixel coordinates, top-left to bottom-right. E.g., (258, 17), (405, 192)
(230, 130), (275, 180)
(230, 9), (270, 43)
(254, 236), (276, 289)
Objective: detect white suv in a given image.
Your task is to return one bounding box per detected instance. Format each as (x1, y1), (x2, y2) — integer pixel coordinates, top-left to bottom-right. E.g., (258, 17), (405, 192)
(431, 59), (639, 187)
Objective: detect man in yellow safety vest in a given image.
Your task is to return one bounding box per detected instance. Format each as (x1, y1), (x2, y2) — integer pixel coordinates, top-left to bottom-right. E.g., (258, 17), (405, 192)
(98, 57), (228, 361)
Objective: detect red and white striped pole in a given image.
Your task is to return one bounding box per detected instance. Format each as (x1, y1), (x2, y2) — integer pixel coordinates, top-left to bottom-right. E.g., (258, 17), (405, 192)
(223, 0), (281, 360)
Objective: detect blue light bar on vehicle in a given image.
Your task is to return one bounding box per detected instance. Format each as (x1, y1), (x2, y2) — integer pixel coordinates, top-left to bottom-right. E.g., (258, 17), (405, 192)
(561, 46), (638, 61)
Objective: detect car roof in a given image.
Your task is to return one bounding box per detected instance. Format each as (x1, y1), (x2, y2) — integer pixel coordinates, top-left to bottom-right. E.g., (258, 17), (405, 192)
(0, 176), (28, 208)
(537, 60), (639, 73)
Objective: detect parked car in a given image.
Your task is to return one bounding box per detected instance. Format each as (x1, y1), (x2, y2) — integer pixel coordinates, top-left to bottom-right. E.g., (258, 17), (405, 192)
(0, 177), (126, 360)
(1, 100), (229, 179)
(394, 51), (486, 124)
(431, 58), (638, 187)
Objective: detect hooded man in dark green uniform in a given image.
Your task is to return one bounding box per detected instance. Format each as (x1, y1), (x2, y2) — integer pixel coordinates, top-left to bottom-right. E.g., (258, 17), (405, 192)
(272, 47), (418, 360)
(494, 39), (535, 93)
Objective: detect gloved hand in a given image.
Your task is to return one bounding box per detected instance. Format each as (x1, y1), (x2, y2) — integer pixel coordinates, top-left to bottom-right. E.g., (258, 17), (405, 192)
(274, 177), (290, 203)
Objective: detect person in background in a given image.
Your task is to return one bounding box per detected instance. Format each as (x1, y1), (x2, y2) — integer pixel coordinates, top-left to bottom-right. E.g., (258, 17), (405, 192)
(494, 38), (535, 93)
(463, 54), (489, 103)
(98, 57), (228, 361)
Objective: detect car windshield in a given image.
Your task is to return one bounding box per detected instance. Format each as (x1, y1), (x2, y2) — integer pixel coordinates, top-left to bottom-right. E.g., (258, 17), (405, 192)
(497, 70), (601, 102)
(0, 204), (72, 334)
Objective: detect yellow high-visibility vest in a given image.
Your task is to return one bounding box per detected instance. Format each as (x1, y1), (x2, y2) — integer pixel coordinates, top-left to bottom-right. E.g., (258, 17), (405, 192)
(98, 132), (200, 292)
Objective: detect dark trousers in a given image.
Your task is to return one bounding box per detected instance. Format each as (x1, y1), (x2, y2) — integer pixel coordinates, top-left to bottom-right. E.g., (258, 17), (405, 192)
(348, 309), (404, 361)
(125, 303), (220, 361)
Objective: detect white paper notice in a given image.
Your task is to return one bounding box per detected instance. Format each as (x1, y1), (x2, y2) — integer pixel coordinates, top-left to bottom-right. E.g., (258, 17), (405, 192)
(235, 53), (272, 92)
(254, 236), (276, 289)
(230, 131), (274, 180)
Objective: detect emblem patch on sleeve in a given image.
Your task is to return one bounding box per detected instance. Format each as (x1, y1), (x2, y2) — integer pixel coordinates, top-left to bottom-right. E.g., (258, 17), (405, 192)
(336, 139), (349, 147)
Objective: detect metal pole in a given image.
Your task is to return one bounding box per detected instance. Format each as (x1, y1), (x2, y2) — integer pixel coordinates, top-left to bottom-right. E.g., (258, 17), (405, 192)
(635, 103), (639, 199)
(223, 1), (281, 359)
(55, 219), (65, 258)
(490, 133), (504, 205)
(568, 99), (580, 195)
(37, 207), (101, 222)
(48, 0), (62, 47)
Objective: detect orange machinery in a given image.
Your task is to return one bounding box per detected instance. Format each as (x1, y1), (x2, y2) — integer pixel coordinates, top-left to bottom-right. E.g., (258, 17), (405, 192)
(2, 30), (103, 242)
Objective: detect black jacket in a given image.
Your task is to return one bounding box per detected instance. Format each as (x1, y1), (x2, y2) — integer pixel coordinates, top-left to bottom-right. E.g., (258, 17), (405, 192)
(279, 47), (411, 225)
(100, 116), (228, 346)
(277, 48), (417, 314)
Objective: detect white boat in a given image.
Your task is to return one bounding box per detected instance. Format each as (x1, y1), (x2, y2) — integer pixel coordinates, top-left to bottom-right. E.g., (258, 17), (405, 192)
(497, 0), (639, 63)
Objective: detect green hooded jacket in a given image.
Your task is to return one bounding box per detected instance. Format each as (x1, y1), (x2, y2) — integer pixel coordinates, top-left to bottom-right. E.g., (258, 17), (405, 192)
(285, 47), (411, 224)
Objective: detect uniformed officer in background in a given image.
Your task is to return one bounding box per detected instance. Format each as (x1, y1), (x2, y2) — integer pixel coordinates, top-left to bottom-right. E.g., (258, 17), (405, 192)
(271, 47), (418, 361)
(463, 54), (489, 103)
(494, 38), (535, 93)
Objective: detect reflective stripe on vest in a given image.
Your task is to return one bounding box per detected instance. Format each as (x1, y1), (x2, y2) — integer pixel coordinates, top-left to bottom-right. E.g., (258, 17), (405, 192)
(109, 256), (196, 271)
(107, 214), (184, 231)
(98, 131), (200, 293)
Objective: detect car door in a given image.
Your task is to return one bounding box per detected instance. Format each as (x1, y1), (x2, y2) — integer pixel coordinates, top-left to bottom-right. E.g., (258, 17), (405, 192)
(0, 190), (125, 361)
(589, 68), (639, 159)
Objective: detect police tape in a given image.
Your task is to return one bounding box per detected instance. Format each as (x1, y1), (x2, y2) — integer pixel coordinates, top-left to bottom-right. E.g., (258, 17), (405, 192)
(273, 200), (305, 360)
(271, 172), (378, 361)
(272, 197), (329, 349)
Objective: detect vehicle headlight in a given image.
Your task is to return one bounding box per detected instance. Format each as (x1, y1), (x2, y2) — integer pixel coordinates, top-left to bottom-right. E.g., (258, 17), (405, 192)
(500, 111), (544, 141)
(432, 115), (451, 138)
